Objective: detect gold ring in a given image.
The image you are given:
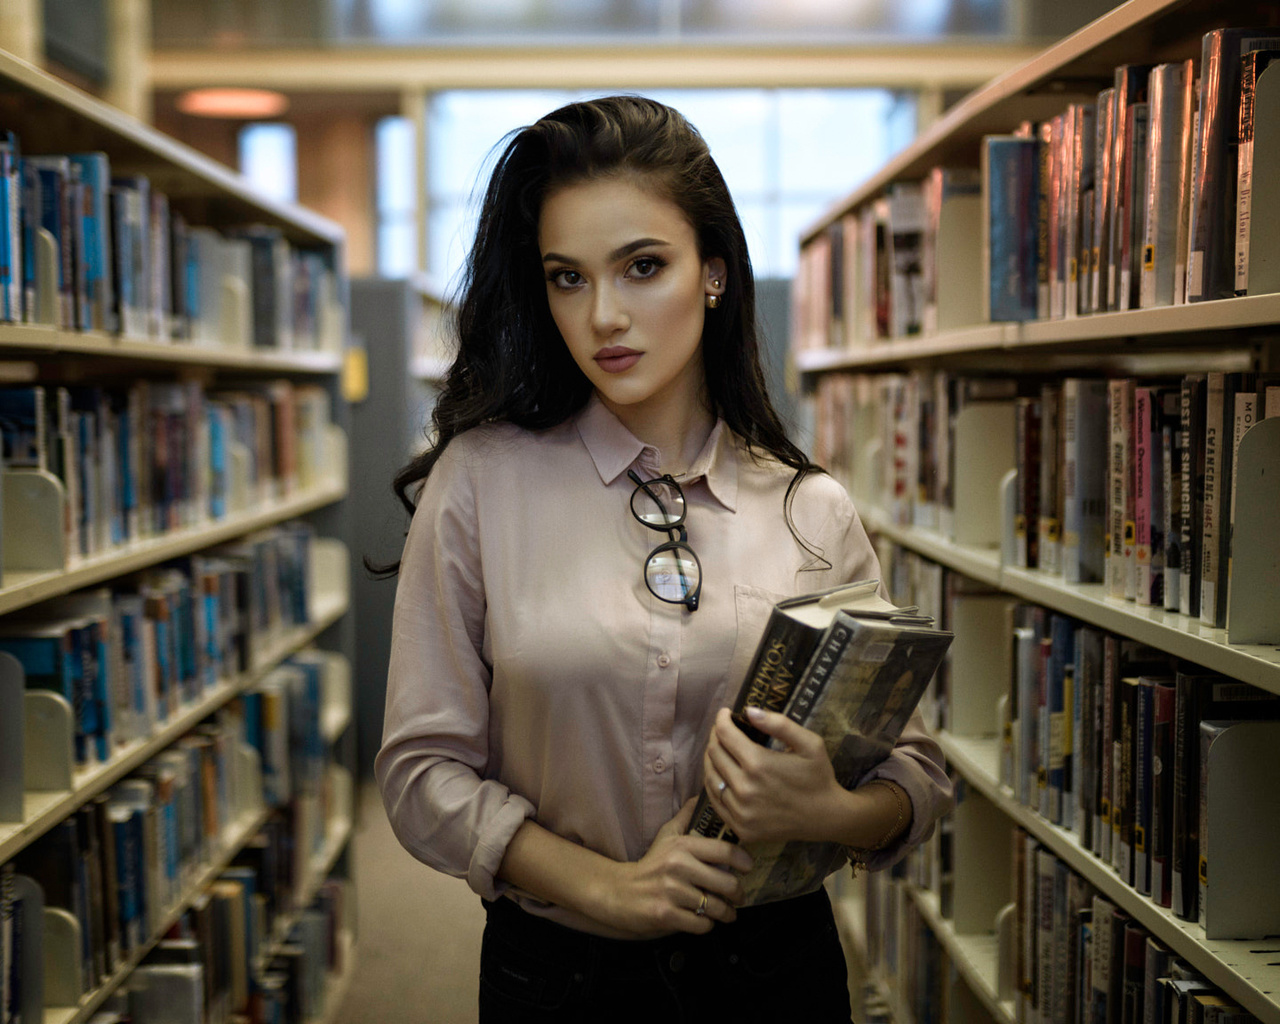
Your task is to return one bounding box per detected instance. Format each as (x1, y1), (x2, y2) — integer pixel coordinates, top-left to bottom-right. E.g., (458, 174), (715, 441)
(695, 892), (709, 917)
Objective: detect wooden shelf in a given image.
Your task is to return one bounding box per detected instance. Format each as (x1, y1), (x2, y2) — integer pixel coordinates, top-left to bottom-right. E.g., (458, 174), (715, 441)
(0, 49), (341, 248)
(800, 0), (1277, 244)
(862, 509), (1280, 695)
(940, 732), (1280, 1024)
(907, 886), (1016, 1024)
(0, 324), (343, 373)
(0, 480), (347, 617)
(0, 586), (349, 864)
(44, 804), (274, 1024)
(795, 293), (1280, 375)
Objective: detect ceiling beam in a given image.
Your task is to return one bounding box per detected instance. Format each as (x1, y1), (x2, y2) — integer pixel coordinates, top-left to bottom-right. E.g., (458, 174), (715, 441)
(149, 42), (1039, 93)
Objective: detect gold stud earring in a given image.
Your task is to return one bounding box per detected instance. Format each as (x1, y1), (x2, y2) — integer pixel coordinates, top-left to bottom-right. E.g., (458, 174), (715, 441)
(706, 294), (721, 309)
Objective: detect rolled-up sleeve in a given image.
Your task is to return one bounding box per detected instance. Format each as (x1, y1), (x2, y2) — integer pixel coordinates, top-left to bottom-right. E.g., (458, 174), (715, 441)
(374, 447), (536, 901)
(821, 482), (955, 870)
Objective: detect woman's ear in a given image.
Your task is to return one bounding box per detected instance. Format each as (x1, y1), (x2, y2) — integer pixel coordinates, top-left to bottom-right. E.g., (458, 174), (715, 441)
(704, 257), (728, 298)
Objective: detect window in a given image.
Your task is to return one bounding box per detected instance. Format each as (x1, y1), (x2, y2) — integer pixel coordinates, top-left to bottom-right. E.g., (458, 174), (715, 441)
(237, 123), (298, 205)
(376, 116), (418, 278)
(420, 88), (913, 287)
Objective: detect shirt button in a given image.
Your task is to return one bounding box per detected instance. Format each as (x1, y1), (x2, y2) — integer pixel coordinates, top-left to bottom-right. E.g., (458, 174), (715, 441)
(657, 653), (671, 668)
(654, 759), (666, 773)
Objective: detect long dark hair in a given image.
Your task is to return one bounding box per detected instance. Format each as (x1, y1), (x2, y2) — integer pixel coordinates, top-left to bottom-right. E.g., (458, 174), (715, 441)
(376, 95), (824, 573)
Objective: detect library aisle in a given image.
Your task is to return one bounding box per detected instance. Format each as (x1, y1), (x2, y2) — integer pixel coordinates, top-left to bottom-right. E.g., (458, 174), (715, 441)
(333, 781), (484, 1023)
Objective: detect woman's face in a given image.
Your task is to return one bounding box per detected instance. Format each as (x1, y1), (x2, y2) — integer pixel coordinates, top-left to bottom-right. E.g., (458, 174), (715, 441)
(539, 175), (725, 426)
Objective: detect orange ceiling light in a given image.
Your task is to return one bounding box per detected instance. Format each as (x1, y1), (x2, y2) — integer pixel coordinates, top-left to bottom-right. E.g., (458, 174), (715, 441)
(176, 87), (290, 118)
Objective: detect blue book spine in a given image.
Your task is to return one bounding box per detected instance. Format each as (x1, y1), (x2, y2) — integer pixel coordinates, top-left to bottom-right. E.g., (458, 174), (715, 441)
(0, 132), (19, 323)
(68, 153), (114, 333)
(208, 405), (227, 520)
(985, 136), (1041, 322)
(18, 159), (38, 322)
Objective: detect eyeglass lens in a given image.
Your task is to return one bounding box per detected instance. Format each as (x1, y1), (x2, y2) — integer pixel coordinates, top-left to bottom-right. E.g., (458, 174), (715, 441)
(645, 546), (701, 602)
(631, 478), (686, 527)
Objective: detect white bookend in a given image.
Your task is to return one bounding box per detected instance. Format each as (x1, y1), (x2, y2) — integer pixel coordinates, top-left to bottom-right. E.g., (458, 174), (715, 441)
(1, 469), (67, 572)
(953, 401), (1016, 548)
(948, 593), (1016, 738)
(34, 227), (58, 326)
(0, 652), (22, 821)
(935, 189), (984, 332)
(951, 784), (1013, 934)
(1225, 416), (1280, 642)
(1243, 62), (1280, 295)
(1201, 720), (1280, 939)
(43, 905), (82, 1006)
(23, 690), (73, 792)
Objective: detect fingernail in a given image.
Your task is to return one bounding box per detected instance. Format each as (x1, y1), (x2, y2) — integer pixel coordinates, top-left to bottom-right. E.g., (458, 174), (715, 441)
(745, 706), (764, 722)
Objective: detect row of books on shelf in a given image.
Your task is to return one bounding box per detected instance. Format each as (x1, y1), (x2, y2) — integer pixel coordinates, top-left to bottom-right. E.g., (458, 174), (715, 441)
(0, 130), (341, 351)
(865, 834), (1266, 1024)
(0, 651), (347, 1021)
(812, 368), (1280, 631)
(794, 26), (1280, 347)
(0, 376), (334, 571)
(0, 526), (317, 775)
(1009, 830), (1259, 1024)
(882, 542), (1279, 938)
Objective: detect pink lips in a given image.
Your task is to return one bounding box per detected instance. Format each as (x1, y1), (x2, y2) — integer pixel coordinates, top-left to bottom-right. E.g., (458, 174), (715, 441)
(594, 346), (642, 373)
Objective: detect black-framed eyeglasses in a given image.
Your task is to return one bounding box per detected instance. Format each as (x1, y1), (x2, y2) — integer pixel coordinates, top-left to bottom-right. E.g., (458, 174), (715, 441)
(627, 469), (703, 612)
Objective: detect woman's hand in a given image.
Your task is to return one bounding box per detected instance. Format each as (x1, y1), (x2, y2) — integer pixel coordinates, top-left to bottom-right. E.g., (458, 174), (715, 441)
(702, 706), (851, 846)
(596, 798), (753, 939)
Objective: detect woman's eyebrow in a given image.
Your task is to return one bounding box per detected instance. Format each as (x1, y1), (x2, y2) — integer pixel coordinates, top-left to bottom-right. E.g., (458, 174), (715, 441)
(541, 237), (671, 264)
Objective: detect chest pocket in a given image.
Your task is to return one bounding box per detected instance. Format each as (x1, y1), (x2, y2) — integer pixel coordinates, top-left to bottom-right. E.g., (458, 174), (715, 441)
(720, 583), (794, 708)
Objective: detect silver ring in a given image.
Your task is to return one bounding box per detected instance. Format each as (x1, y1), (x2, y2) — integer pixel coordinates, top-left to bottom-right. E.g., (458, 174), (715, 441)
(717, 780), (727, 794)
(695, 893), (709, 917)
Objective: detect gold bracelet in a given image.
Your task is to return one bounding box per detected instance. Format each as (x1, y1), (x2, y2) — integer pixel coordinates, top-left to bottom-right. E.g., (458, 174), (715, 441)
(865, 779), (908, 852)
(846, 780), (909, 877)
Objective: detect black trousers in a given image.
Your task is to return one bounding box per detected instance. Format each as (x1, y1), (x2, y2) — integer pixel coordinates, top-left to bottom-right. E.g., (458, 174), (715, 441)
(478, 887), (853, 1023)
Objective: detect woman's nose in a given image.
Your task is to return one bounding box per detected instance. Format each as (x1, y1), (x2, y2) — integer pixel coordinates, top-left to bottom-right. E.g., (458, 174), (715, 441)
(591, 283), (629, 334)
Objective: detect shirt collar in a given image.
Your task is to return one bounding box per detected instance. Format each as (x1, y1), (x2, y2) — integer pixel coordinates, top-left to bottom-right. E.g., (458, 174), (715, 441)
(574, 393), (739, 512)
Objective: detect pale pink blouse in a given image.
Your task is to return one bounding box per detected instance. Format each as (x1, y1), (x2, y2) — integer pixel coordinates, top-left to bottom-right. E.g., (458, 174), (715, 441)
(376, 394), (952, 934)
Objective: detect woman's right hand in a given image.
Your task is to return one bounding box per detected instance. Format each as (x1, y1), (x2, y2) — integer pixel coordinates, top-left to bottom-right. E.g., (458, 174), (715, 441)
(593, 798), (754, 938)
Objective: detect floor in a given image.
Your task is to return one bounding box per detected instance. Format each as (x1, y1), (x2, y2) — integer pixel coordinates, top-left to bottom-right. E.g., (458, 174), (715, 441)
(331, 780), (485, 1024)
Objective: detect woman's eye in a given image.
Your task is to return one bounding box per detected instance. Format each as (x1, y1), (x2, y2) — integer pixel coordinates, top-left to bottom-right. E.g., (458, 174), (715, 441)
(550, 269), (582, 288)
(630, 257), (663, 278)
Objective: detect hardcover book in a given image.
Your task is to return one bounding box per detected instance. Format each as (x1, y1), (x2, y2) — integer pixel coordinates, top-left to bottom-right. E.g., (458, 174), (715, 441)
(687, 579), (953, 906)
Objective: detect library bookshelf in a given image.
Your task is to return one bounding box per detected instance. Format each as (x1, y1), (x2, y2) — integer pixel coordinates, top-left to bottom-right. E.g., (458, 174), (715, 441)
(0, 43), (357, 1024)
(793, 2), (1280, 1024)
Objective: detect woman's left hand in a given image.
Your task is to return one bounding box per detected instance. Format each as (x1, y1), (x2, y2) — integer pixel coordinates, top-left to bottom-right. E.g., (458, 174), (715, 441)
(702, 706), (848, 846)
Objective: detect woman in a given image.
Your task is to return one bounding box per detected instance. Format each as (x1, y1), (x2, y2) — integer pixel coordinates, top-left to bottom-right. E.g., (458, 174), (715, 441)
(376, 95), (952, 1022)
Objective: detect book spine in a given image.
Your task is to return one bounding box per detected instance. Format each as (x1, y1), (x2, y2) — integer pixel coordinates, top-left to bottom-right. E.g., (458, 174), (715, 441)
(1188, 30), (1280, 301)
(1199, 372), (1230, 626)
(1179, 375), (1206, 617)
(1150, 680), (1176, 908)
(1134, 677), (1154, 895)
(1016, 396), (1042, 568)
(1091, 89), (1116, 314)
(1099, 635), (1117, 864)
(1119, 103), (1150, 311)
(1134, 387), (1154, 606)
(1117, 675), (1137, 885)
(1039, 385), (1063, 575)
(1161, 389), (1182, 612)
(1106, 380), (1134, 600)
